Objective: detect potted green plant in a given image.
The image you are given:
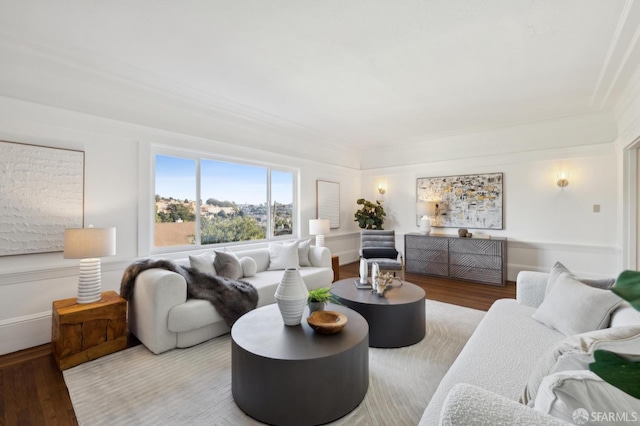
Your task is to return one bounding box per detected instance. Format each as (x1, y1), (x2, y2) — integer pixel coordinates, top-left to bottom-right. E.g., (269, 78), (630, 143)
(354, 198), (386, 229)
(589, 270), (640, 398)
(307, 287), (340, 313)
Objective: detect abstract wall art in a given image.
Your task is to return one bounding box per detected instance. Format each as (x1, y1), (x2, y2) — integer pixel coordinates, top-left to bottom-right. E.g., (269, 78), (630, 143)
(316, 180), (340, 228)
(416, 172), (503, 229)
(0, 141), (84, 256)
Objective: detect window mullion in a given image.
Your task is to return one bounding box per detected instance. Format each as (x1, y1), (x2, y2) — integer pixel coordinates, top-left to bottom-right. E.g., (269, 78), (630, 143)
(196, 158), (202, 247)
(267, 168), (272, 240)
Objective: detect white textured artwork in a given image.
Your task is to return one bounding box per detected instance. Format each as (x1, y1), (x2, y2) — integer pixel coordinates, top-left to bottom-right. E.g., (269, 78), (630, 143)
(0, 141), (84, 256)
(316, 180), (340, 228)
(417, 173), (503, 229)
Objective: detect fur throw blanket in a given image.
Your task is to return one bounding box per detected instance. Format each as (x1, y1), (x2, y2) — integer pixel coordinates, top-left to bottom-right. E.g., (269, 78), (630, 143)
(120, 259), (258, 327)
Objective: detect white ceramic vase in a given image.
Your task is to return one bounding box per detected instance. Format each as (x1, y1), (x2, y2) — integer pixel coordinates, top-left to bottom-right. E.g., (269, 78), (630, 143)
(419, 215), (431, 235)
(359, 258), (368, 284)
(371, 262), (379, 291)
(275, 268), (309, 326)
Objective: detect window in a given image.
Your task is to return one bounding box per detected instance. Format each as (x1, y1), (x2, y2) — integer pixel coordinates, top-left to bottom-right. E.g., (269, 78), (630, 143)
(154, 152), (296, 249)
(271, 170), (293, 237)
(154, 155), (197, 248)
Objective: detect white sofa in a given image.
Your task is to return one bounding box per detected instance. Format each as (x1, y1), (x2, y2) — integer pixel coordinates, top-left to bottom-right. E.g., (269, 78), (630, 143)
(420, 270), (640, 425)
(128, 246), (333, 354)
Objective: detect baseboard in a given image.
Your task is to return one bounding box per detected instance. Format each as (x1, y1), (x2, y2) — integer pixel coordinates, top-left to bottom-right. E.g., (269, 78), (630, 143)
(332, 250), (359, 265)
(0, 311), (51, 356)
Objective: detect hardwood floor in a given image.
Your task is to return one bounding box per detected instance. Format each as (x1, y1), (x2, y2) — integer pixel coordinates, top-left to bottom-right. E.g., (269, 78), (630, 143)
(339, 261), (516, 312)
(0, 261), (515, 426)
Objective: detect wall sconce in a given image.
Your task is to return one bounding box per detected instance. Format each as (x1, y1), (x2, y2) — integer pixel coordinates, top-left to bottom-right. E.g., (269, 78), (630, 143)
(557, 172), (569, 188)
(377, 184), (386, 195)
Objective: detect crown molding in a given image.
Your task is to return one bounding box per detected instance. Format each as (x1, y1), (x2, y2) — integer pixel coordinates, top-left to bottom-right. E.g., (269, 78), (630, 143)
(0, 31), (359, 167)
(590, 0), (635, 109)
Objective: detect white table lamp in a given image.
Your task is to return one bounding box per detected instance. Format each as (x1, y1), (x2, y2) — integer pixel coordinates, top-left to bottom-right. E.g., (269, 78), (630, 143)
(309, 219), (330, 247)
(64, 226), (116, 304)
(417, 202), (431, 235)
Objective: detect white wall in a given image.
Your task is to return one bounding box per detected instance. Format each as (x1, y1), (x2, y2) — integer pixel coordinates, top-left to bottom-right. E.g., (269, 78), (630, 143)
(362, 124), (620, 281)
(0, 96), (361, 355)
(0, 95), (628, 356)
(613, 67), (640, 270)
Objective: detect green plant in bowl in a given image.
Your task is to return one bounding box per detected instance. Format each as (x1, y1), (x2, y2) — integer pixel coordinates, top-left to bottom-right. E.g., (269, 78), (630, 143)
(307, 287), (340, 313)
(589, 270), (640, 398)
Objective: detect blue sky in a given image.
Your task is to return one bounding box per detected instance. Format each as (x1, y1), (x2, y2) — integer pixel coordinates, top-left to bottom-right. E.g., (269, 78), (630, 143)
(155, 155), (293, 204)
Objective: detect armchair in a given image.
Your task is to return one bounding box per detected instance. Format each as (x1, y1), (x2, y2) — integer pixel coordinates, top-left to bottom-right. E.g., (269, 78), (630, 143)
(360, 230), (404, 280)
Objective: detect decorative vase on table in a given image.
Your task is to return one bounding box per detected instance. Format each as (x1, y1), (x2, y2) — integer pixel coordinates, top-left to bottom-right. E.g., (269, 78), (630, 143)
(359, 258), (368, 284)
(274, 268), (309, 326)
(371, 262), (380, 293)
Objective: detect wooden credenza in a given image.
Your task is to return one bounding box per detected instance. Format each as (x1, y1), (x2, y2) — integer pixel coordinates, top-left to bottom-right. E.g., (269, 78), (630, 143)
(405, 233), (507, 286)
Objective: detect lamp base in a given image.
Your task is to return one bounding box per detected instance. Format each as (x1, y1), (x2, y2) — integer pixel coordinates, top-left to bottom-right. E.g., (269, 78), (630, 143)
(315, 235), (325, 247)
(77, 258), (102, 304)
(419, 216), (431, 235)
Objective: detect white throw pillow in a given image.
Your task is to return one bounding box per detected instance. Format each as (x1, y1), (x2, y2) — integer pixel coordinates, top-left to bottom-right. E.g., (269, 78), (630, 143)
(611, 302), (640, 328)
(240, 256), (258, 277)
(268, 241), (300, 270)
(189, 251), (216, 275)
(298, 239), (312, 267)
(521, 325), (640, 406)
(534, 371), (640, 424)
(532, 272), (623, 336)
(546, 261), (615, 295)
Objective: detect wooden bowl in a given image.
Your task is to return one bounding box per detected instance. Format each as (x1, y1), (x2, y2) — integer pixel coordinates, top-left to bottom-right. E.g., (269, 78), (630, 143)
(307, 310), (348, 335)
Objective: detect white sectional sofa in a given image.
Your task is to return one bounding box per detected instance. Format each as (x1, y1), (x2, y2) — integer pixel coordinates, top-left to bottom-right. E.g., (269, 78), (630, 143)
(128, 245), (333, 354)
(420, 267), (640, 425)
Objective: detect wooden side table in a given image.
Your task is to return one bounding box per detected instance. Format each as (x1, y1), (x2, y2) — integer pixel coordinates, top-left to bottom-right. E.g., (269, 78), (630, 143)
(52, 290), (127, 370)
(331, 255), (340, 282)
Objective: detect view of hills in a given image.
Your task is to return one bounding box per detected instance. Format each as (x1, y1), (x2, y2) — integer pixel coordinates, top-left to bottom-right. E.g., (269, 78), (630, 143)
(154, 196), (292, 246)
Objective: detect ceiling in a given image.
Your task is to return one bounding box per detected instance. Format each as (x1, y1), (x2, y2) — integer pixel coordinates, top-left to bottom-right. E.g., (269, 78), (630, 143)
(0, 1), (639, 163)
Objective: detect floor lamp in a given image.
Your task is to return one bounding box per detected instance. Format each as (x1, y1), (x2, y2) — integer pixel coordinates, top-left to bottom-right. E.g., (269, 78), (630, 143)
(64, 226), (116, 304)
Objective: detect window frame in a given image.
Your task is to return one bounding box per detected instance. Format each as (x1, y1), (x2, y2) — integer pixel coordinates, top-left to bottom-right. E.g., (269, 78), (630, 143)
(150, 145), (298, 254)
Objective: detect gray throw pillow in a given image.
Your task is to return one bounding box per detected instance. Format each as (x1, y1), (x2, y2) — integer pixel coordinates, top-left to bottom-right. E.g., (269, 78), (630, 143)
(546, 261), (615, 295)
(362, 248), (398, 259)
(213, 250), (243, 280)
(298, 239), (312, 267)
(533, 272), (623, 336)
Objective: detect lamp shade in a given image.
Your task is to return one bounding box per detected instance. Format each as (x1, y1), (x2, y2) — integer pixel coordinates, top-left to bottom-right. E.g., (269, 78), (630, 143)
(417, 202), (428, 216)
(64, 227), (116, 259)
(426, 201), (437, 217)
(309, 219), (330, 235)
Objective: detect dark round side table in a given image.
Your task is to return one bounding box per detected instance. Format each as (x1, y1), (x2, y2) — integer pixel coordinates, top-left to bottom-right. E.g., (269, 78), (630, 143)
(231, 303), (369, 426)
(331, 278), (426, 348)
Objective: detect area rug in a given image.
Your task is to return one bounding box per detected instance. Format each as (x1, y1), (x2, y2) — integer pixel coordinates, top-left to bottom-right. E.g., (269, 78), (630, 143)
(64, 300), (485, 426)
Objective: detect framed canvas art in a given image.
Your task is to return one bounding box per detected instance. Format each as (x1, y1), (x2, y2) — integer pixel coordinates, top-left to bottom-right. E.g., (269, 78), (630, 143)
(316, 180), (340, 229)
(416, 172), (503, 229)
(0, 141), (84, 256)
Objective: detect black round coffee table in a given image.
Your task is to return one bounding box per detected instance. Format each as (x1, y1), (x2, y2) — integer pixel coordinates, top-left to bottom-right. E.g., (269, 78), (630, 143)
(331, 278), (426, 348)
(231, 303), (369, 426)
